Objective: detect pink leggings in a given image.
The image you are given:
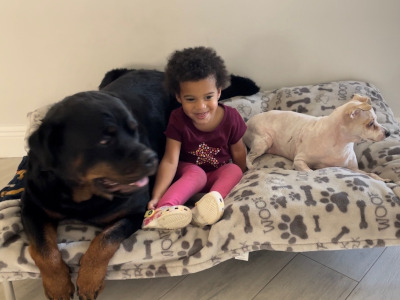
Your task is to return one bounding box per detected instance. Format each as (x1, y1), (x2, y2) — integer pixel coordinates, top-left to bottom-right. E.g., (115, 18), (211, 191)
(156, 162), (243, 208)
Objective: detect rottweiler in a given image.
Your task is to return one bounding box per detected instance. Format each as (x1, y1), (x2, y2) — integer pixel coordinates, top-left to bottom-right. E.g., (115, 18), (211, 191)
(21, 69), (259, 300)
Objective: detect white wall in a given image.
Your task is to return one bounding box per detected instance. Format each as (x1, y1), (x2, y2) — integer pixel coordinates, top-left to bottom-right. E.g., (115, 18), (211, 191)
(1, 0), (399, 157)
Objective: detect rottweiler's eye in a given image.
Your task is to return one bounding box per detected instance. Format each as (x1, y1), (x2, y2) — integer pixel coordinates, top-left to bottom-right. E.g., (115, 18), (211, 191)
(99, 135), (113, 146)
(127, 121), (137, 133)
(128, 121), (137, 130)
(99, 126), (117, 145)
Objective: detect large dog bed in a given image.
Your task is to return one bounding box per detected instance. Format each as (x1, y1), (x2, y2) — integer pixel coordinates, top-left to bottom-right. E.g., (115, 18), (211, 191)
(1, 81), (400, 291)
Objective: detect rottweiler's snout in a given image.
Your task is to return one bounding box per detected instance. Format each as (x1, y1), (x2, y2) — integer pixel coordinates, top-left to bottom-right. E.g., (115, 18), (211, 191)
(142, 149), (158, 168)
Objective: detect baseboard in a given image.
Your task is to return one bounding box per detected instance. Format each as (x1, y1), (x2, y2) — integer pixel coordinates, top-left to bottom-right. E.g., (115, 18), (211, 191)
(0, 126), (27, 158)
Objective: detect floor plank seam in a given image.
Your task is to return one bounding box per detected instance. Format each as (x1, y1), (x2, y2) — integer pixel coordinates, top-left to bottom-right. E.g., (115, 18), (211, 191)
(298, 253), (358, 282)
(344, 247), (388, 300)
(250, 253), (299, 300)
(157, 275), (188, 300)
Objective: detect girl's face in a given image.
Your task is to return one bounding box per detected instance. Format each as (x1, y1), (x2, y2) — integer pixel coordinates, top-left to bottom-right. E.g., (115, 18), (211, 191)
(176, 76), (222, 130)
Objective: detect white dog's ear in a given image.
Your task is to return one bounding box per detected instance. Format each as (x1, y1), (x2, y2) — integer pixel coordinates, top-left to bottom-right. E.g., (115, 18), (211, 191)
(347, 102), (372, 118)
(352, 94), (372, 104)
(349, 108), (362, 119)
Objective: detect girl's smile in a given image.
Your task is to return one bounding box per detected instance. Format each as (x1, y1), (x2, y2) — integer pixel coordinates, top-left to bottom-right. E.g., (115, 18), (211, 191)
(195, 111), (209, 120)
(176, 76), (223, 131)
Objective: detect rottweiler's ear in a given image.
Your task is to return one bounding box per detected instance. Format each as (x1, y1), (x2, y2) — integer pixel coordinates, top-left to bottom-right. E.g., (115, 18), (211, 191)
(28, 121), (64, 170)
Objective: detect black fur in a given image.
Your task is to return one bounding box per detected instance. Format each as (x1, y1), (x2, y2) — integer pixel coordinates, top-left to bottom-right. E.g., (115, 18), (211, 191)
(21, 68), (259, 299)
(21, 70), (171, 300)
(99, 68), (260, 100)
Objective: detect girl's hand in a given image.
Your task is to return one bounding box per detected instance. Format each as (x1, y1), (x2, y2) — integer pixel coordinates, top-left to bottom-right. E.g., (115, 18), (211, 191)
(147, 198), (159, 210)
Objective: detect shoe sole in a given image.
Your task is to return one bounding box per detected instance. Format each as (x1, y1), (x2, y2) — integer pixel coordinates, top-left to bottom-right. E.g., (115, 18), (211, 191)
(193, 192), (224, 226)
(158, 208), (193, 229)
(144, 206), (192, 229)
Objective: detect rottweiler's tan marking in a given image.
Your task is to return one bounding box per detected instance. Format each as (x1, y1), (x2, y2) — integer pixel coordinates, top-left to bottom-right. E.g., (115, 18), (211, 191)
(21, 69), (171, 300)
(76, 221), (126, 300)
(28, 223), (75, 300)
(72, 162), (143, 202)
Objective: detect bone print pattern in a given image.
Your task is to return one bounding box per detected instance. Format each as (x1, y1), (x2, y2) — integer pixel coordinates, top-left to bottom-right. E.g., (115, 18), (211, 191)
(2, 81), (400, 282)
(357, 200), (368, 229)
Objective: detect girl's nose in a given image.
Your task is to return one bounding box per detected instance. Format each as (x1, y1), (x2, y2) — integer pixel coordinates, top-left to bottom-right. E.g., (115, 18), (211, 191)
(195, 100), (206, 109)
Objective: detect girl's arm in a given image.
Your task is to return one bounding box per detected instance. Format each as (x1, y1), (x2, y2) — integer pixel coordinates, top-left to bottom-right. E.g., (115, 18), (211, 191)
(148, 137), (181, 209)
(230, 138), (247, 173)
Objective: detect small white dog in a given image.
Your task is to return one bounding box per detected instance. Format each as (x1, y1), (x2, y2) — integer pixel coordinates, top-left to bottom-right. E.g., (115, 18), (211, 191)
(243, 94), (390, 181)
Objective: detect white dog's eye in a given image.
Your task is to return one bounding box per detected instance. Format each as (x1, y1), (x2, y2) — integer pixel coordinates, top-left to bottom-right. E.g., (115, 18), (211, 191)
(368, 121), (374, 127)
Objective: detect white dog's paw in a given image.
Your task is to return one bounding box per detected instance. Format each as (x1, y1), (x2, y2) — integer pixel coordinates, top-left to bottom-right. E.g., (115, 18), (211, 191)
(367, 172), (392, 183)
(246, 158), (256, 169)
(293, 161), (312, 172)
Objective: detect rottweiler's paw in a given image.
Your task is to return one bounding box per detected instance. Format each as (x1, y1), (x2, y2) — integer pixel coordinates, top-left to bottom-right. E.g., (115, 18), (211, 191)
(77, 269), (106, 300)
(77, 281), (105, 300)
(43, 279), (75, 300)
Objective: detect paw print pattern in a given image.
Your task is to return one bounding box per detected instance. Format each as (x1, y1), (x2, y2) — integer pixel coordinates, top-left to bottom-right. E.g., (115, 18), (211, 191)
(379, 147), (400, 162)
(251, 241), (274, 251)
(177, 239), (203, 266)
(145, 264), (170, 277)
(345, 178), (368, 192)
(385, 193), (400, 207)
(235, 104), (253, 120)
(270, 195), (287, 209)
(296, 105), (309, 114)
(0, 223), (22, 248)
(231, 188), (256, 202)
(274, 161), (287, 169)
(320, 188), (349, 213)
(243, 174), (260, 183)
(278, 214), (308, 244)
(229, 175), (259, 201)
(314, 176), (329, 184)
(395, 214), (400, 239)
(288, 191), (301, 201)
(293, 87), (311, 96)
(362, 239), (385, 248)
(260, 101), (269, 112)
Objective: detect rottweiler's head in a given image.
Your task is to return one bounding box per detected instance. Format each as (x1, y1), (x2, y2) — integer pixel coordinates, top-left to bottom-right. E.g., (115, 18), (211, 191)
(28, 91), (158, 202)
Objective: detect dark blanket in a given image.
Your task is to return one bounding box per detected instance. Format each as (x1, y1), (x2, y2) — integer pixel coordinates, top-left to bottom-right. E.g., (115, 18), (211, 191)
(0, 156), (27, 202)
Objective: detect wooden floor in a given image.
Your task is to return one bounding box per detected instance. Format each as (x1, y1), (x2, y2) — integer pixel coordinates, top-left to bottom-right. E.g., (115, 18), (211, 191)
(1, 157), (400, 300)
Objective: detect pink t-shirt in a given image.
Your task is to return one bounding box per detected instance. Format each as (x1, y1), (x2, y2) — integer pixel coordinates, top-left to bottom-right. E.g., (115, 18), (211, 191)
(165, 104), (246, 172)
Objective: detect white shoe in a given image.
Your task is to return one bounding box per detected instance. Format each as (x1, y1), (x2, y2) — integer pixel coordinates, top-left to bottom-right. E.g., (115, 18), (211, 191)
(191, 191), (224, 227)
(142, 205), (192, 229)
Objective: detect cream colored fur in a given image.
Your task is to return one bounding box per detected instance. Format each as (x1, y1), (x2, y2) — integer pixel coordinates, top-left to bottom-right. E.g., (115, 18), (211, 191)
(243, 94), (391, 181)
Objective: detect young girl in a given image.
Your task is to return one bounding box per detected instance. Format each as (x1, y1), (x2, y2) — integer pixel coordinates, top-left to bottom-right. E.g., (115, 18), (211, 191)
(143, 46), (247, 229)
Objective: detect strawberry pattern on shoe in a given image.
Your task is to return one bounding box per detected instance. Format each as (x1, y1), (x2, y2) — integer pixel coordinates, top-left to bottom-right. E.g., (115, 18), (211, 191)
(142, 205), (192, 229)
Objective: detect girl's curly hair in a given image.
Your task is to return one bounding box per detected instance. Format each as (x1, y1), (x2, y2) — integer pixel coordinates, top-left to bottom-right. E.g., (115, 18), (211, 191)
(164, 46), (230, 96)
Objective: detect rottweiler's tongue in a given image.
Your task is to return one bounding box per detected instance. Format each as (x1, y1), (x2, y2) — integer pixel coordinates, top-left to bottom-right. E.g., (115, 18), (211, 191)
(129, 177), (149, 187)
(104, 177), (149, 193)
